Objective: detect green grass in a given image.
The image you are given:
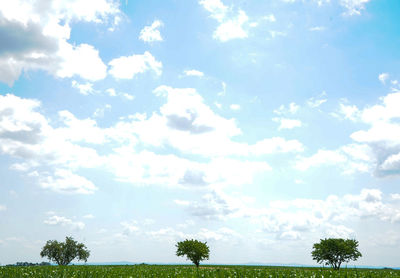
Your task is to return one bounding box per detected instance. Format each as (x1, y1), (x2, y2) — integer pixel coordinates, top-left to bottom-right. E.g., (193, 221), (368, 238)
(0, 265), (399, 277)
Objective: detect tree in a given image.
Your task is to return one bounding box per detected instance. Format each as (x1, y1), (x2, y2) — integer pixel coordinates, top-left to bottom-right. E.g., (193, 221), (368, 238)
(176, 239), (210, 267)
(40, 236), (90, 265)
(311, 238), (362, 270)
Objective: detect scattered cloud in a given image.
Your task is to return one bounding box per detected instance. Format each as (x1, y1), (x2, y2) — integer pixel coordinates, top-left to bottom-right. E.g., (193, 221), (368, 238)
(340, 0), (371, 16)
(281, 0), (370, 16)
(108, 51), (162, 79)
(183, 69), (204, 77)
(199, 0), (249, 42)
(230, 104), (240, 111)
(309, 26), (325, 31)
(44, 213), (85, 230)
(39, 169), (98, 194)
(264, 14), (276, 22)
(274, 102), (299, 115)
(378, 73), (389, 84)
(269, 30), (286, 38)
(0, 0), (119, 85)
(307, 92), (327, 108)
(139, 20), (163, 43)
(71, 80), (95, 95)
(273, 118), (302, 130)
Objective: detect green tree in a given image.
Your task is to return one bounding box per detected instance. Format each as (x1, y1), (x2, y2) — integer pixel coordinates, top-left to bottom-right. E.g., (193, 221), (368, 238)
(40, 236), (90, 265)
(311, 238), (362, 270)
(176, 239), (210, 267)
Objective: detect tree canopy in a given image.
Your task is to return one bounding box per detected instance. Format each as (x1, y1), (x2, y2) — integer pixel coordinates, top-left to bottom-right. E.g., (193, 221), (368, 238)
(176, 239), (210, 267)
(311, 238), (362, 270)
(40, 236), (90, 266)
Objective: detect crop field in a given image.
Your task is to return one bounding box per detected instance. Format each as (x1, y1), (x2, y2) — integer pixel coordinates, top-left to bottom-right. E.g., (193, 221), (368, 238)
(0, 265), (399, 278)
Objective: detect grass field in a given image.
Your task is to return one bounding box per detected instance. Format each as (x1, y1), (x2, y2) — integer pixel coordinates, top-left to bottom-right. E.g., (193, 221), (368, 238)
(1, 265), (399, 277)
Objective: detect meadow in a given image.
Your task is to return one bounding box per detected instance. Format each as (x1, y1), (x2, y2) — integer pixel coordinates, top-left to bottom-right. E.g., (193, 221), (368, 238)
(0, 265), (399, 278)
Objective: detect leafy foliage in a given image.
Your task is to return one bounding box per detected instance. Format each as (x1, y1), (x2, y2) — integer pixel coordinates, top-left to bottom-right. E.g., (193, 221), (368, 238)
(40, 236), (90, 266)
(312, 238), (362, 270)
(176, 239), (210, 267)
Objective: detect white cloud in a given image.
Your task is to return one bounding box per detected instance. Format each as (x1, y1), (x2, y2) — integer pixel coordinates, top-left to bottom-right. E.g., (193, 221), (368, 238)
(0, 0), (119, 85)
(346, 92), (400, 176)
(295, 149), (348, 171)
(93, 104), (112, 118)
(71, 80), (95, 95)
(340, 0), (371, 16)
(273, 118), (302, 130)
(121, 221), (140, 235)
(324, 224), (355, 238)
(104, 88), (135, 100)
(264, 14), (276, 22)
(229, 104), (241, 111)
(307, 92), (327, 108)
(213, 10), (249, 42)
(391, 194), (400, 201)
(108, 51), (162, 79)
(0, 205), (6, 211)
(0, 94), (104, 193)
(269, 30), (286, 38)
(379, 73), (389, 84)
(309, 26), (325, 31)
(274, 102), (299, 115)
(40, 169), (97, 194)
(0, 91), (302, 193)
(334, 102), (361, 122)
(57, 42), (107, 81)
(200, 0), (249, 42)
(199, 0), (228, 22)
(176, 188), (400, 240)
(139, 20), (163, 42)
(44, 214), (85, 230)
(282, 0), (370, 16)
(83, 214), (95, 219)
(183, 69), (204, 77)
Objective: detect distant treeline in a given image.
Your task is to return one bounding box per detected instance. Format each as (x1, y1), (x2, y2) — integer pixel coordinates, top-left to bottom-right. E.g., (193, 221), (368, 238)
(6, 262), (51, 267)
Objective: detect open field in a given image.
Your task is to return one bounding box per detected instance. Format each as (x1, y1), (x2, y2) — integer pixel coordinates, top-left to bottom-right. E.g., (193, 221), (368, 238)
(1, 265), (399, 278)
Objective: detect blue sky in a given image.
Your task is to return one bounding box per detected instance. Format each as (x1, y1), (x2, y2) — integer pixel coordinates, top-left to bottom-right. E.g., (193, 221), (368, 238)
(1, 0), (400, 267)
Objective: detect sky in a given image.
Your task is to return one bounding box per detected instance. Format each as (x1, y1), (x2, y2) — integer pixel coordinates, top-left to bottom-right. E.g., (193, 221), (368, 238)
(0, 0), (400, 267)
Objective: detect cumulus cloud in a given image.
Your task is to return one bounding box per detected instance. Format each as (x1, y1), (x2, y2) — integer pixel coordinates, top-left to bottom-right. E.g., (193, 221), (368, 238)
(300, 90), (400, 177)
(57, 43), (107, 81)
(121, 220), (140, 235)
(139, 20), (163, 42)
(345, 92), (400, 176)
(108, 51), (162, 79)
(0, 90), (302, 193)
(0, 0), (119, 85)
(39, 169), (97, 194)
(296, 144), (373, 174)
(175, 188), (400, 240)
(44, 214), (85, 230)
(199, 0), (249, 42)
(0, 94), (102, 194)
